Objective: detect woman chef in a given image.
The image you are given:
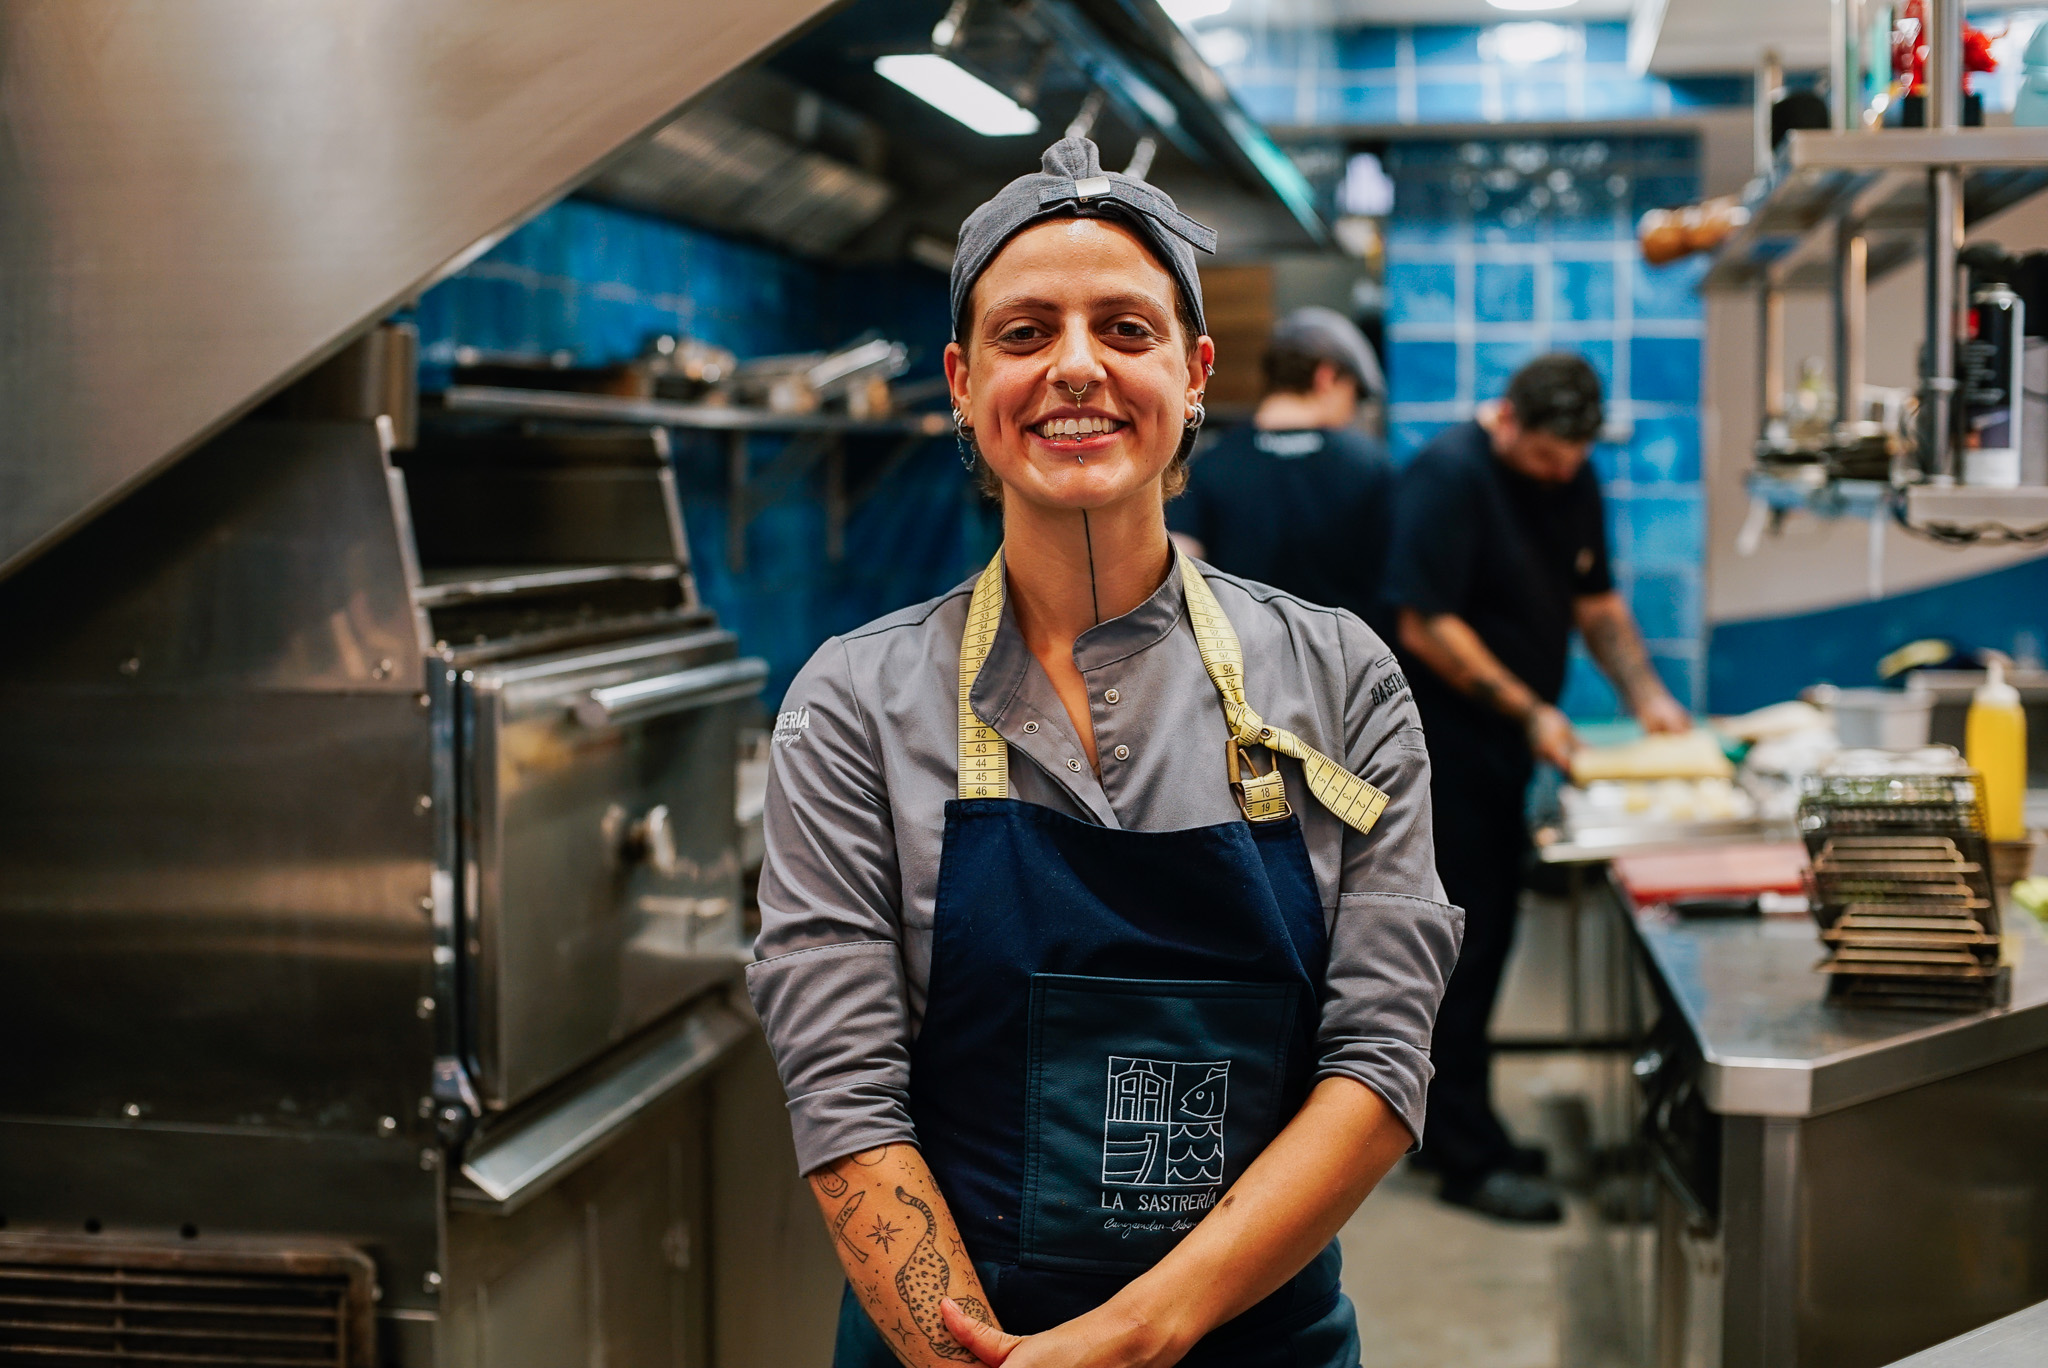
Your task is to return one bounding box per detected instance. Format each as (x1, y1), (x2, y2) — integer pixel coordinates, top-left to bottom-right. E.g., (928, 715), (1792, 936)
(747, 137), (1463, 1368)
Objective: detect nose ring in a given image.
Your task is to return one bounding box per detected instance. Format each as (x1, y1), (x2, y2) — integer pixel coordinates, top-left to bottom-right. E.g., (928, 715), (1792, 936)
(1062, 381), (1091, 400)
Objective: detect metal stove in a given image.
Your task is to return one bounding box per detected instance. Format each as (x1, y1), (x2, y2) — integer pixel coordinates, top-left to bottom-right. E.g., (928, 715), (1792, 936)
(0, 334), (774, 1366)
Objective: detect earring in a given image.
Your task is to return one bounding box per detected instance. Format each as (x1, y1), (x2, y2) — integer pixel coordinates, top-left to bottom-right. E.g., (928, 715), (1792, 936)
(952, 408), (978, 472)
(1184, 399), (1207, 432)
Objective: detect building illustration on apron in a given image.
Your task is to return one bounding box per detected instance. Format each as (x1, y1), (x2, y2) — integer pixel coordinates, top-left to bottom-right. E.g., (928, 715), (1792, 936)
(1103, 1058), (1230, 1188)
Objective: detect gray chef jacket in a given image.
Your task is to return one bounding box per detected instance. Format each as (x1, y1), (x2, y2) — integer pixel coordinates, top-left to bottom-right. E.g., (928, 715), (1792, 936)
(747, 557), (1463, 1175)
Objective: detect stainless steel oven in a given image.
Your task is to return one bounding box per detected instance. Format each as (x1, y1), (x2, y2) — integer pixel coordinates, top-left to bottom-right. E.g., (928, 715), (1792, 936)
(461, 629), (762, 1109)
(0, 347), (785, 1366)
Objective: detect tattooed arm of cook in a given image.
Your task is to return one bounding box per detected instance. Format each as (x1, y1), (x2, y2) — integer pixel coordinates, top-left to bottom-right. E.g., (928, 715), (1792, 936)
(807, 1144), (997, 1365)
(1572, 591), (1688, 732)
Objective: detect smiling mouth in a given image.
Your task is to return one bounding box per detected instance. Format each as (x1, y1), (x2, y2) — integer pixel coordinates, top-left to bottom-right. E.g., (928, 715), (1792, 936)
(1030, 416), (1128, 444)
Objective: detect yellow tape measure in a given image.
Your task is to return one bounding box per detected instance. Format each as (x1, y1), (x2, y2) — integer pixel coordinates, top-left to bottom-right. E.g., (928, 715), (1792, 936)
(957, 550), (1389, 837)
(957, 554), (1009, 801)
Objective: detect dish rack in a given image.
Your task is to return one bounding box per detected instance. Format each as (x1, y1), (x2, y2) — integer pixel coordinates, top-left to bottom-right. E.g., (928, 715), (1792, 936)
(1798, 755), (2008, 1012)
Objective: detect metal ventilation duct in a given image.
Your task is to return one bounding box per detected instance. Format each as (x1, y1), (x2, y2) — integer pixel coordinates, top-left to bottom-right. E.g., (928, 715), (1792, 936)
(583, 105), (896, 258)
(0, 0), (838, 581)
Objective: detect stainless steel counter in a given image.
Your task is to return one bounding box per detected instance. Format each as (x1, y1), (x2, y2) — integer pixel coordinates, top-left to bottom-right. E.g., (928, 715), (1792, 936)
(1634, 913), (2048, 1118)
(1534, 818), (1799, 865)
(1625, 890), (2048, 1367)
(1884, 1299), (2048, 1367)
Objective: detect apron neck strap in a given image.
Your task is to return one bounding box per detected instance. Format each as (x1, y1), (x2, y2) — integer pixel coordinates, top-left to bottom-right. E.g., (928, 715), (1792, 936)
(956, 548), (1389, 835)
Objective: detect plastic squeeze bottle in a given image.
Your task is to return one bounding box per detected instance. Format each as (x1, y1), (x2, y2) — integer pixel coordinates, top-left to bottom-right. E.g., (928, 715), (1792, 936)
(1966, 654), (2027, 842)
(2016, 24), (2048, 127)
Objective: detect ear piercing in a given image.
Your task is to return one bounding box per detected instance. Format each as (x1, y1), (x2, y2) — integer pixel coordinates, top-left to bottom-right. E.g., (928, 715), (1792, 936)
(951, 408), (978, 472)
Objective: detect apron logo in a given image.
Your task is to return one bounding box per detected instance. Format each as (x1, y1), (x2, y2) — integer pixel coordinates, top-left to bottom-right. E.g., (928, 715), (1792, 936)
(1101, 1057), (1229, 1193)
(1369, 669), (1409, 708)
(772, 707), (811, 746)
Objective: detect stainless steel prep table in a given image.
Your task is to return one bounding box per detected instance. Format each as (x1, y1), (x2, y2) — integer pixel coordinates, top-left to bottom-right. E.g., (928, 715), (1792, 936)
(1532, 819), (1798, 1048)
(1880, 1298), (2048, 1367)
(1630, 902), (2048, 1368)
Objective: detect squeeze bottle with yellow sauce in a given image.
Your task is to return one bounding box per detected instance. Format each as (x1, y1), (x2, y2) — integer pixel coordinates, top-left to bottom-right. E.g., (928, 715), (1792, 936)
(1966, 655), (2027, 842)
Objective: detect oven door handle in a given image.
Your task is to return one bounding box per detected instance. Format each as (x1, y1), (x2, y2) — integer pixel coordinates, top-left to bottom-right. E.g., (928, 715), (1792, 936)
(573, 657), (767, 728)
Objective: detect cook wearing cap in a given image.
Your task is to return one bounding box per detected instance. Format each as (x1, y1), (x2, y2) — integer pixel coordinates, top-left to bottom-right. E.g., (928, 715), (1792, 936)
(1169, 306), (1397, 642)
(748, 136), (1460, 1368)
(1383, 354), (1688, 1224)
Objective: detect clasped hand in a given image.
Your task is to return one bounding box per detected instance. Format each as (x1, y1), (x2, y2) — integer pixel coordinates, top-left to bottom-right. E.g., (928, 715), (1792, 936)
(939, 1295), (1189, 1368)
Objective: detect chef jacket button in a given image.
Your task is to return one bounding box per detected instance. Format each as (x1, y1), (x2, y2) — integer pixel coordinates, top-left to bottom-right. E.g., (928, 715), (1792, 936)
(1104, 688), (1121, 704)
(1065, 757), (1082, 772)
(1113, 745), (1130, 761)
(1023, 720), (1039, 733)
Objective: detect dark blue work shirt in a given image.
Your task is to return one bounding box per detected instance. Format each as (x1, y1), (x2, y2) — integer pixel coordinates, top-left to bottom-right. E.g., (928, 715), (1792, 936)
(1383, 421), (1611, 755)
(1167, 423), (1397, 641)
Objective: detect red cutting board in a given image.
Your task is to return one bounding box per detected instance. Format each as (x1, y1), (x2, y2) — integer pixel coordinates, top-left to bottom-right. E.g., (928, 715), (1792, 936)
(1610, 842), (1810, 902)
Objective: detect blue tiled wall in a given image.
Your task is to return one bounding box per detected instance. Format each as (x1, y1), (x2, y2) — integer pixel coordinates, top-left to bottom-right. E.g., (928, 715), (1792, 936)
(415, 198), (984, 705)
(1708, 557), (2048, 714)
(1206, 20), (1750, 129)
(1381, 137), (1708, 718)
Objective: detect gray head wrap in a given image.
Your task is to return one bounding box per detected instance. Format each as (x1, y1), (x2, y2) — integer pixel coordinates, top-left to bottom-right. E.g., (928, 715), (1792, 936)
(1270, 306), (1385, 398)
(949, 136), (1218, 342)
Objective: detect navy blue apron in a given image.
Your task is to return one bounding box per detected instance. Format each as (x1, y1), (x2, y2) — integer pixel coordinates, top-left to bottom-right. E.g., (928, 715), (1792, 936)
(832, 557), (1365, 1367)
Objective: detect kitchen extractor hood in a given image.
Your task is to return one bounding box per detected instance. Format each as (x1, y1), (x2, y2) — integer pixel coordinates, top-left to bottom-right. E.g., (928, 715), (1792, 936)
(582, 69), (898, 258)
(0, 0), (839, 582)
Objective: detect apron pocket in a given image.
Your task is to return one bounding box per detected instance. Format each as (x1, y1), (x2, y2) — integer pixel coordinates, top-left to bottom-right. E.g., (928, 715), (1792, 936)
(1020, 974), (1301, 1275)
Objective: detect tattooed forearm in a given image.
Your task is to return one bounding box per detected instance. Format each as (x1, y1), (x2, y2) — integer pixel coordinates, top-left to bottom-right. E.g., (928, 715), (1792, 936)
(1401, 609), (1539, 722)
(894, 1187), (990, 1362)
(1577, 595), (1659, 706)
(806, 1147), (1001, 1367)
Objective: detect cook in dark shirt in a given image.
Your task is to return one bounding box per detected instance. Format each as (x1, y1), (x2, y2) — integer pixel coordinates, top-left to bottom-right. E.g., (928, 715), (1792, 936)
(1169, 306), (1396, 640)
(1383, 353), (1689, 1224)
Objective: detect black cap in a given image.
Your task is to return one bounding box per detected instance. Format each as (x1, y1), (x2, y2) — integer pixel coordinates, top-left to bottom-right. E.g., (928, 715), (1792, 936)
(950, 136), (1217, 342)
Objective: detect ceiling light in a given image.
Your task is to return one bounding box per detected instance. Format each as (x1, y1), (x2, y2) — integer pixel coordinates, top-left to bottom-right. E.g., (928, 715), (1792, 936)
(1483, 21), (1577, 65)
(1195, 28), (1250, 67)
(1487, 0), (1579, 12)
(1339, 153), (1395, 218)
(874, 54), (1041, 137)
(1160, 0), (1232, 26)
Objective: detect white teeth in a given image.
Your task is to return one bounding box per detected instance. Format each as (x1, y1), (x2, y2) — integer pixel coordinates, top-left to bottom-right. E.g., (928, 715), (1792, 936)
(1040, 416), (1120, 438)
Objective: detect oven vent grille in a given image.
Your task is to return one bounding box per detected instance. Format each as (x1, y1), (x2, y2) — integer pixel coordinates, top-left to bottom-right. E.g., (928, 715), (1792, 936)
(0, 1235), (375, 1368)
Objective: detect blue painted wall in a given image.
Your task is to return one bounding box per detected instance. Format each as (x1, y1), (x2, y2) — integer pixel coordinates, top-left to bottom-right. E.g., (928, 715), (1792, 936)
(1206, 20), (1749, 129)
(414, 197), (988, 705)
(1380, 136), (1708, 719)
(1707, 557), (2048, 714)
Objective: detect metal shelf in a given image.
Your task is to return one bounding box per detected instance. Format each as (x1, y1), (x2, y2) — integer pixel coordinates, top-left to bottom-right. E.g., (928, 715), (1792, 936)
(1745, 468), (1893, 519)
(1739, 472), (2048, 539)
(1702, 129), (2048, 292)
(431, 384), (953, 573)
(437, 384), (951, 436)
(1904, 483), (2048, 528)
(413, 563), (683, 607)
